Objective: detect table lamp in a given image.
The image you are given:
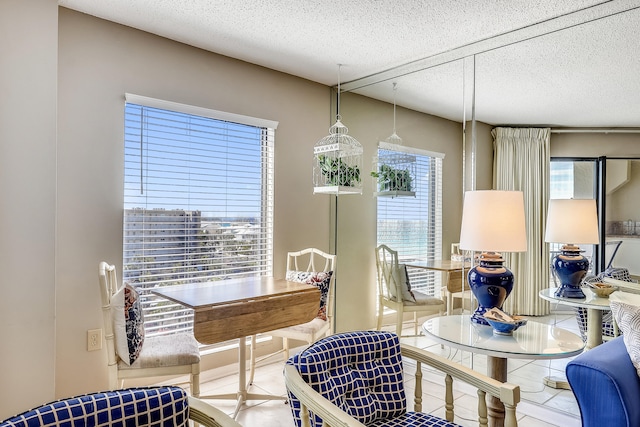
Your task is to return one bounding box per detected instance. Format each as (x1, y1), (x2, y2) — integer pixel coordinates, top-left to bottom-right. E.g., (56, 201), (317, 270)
(545, 199), (599, 298)
(459, 190), (527, 325)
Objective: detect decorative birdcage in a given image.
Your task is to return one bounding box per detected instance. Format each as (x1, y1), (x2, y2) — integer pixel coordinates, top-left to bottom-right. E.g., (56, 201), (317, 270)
(313, 117), (363, 195)
(372, 141), (416, 198)
(371, 82), (416, 198)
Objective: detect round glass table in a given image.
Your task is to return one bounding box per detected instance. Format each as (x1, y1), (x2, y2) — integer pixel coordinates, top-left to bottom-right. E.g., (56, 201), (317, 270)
(422, 315), (584, 427)
(539, 287), (612, 349)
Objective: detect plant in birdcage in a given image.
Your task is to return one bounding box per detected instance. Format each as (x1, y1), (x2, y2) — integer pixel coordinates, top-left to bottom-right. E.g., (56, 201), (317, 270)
(371, 163), (412, 192)
(318, 154), (361, 187)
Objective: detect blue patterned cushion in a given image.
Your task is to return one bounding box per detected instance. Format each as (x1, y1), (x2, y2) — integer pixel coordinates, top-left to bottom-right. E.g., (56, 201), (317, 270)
(370, 412), (461, 426)
(286, 270), (332, 320)
(0, 387), (188, 427)
(112, 283), (145, 365)
(286, 331), (462, 427)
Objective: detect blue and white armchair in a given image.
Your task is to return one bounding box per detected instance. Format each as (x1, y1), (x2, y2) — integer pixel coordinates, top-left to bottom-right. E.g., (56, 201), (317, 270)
(1, 387), (240, 427)
(284, 330), (520, 427)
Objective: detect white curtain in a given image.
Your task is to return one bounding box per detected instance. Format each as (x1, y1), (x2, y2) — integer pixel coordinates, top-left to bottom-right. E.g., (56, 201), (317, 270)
(493, 127), (550, 316)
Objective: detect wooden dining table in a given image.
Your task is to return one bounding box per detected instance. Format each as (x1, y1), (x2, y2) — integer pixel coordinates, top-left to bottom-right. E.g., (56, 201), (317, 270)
(152, 276), (320, 417)
(406, 260), (471, 314)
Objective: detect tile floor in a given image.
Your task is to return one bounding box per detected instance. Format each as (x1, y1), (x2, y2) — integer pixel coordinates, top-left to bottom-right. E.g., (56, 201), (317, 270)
(181, 311), (584, 426)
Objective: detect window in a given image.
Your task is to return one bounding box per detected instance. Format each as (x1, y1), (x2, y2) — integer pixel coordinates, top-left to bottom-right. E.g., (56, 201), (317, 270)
(123, 94), (277, 337)
(376, 144), (444, 294)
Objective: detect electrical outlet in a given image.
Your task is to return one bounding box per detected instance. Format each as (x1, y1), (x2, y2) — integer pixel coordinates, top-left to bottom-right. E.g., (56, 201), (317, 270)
(87, 329), (102, 351)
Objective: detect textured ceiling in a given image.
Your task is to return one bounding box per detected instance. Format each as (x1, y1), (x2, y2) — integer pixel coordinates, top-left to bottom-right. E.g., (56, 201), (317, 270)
(58, 0), (640, 127)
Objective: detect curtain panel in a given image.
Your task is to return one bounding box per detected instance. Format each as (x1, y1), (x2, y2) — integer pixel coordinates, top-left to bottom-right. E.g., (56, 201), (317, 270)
(492, 127), (550, 316)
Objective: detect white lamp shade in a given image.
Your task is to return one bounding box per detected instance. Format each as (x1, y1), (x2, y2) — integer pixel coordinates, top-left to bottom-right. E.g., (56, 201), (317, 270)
(544, 199), (599, 244)
(459, 190), (527, 253)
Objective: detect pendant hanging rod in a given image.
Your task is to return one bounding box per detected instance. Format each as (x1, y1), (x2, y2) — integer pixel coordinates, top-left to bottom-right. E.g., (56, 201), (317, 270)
(336, 64), (342, 118)
(392, 82), (397, 134)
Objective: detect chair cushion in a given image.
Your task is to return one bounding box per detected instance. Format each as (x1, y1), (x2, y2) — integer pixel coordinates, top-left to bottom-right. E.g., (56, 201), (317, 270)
(387, 263), (416, 303)
(369, 412), (461, 426)
(405, 290), (445, 307)
(120, 333), (200, 370)
(287, 331), (406, 426)
(610, 293), (640, 377)
(270, 317), (328, 338)
(286, 270), (333, 320)
(0, 387), (189, 427)
(286, 331), (462, 427)
(111, 283), (145, 365)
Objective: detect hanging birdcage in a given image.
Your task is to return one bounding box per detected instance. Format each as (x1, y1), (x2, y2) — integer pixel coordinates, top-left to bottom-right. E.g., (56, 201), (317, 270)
(313, 117), (363, 195)
(372, 141), (416, 198)
(371, 82), (416, 198)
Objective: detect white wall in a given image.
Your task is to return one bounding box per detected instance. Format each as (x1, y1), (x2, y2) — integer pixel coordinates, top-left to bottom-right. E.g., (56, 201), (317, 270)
(0, 0), (58, 417)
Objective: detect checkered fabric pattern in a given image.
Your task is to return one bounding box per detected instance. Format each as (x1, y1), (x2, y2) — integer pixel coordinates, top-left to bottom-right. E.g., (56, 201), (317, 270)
(574, 271), (634, 342)
(286, 330), (461, 427)
(574, 307), (617, 341)
(601, 267), (632, 282)
(0, 387), (189, 427)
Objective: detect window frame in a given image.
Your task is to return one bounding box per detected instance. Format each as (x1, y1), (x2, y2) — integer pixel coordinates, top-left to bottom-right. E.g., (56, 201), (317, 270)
(122, 94), (277, 339)
(375, 142), (444, 295)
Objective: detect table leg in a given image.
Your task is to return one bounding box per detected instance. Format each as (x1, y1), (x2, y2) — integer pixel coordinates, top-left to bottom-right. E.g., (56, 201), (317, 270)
(487, 356), (507, 427)
(585, 308), (603, 350)
(199, 336), (285, 419)
(445, 272), (454, 315)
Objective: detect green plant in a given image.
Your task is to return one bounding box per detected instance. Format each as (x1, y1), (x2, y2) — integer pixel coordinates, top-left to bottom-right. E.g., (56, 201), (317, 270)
(318, 155), (361, 187)
(371, 164), (413, 192)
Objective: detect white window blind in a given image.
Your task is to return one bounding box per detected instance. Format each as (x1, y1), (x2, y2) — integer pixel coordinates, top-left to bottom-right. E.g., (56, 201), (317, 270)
(376, 145), (443, 295)
(123, 97), (276, 337)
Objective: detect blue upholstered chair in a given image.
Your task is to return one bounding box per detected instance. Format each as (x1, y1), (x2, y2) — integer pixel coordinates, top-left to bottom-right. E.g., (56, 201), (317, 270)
(566, 335), (640, 427)
(284, 330), (520, 427)
(0, 387), (241, 427)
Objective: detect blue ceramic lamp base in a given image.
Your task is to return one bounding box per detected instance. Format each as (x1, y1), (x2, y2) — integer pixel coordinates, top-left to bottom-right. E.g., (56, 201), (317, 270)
(552, 245), (589, 299)
(468, 252), (514, 326)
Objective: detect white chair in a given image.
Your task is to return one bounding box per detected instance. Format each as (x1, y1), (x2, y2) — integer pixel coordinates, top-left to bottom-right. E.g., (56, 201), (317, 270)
(249, 248), (336, 378)
(98, 262), (201, 396)
(375, 244), (445, 336)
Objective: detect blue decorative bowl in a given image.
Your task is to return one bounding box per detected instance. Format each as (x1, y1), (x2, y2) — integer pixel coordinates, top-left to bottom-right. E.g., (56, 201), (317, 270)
(485, 318), (527, 336)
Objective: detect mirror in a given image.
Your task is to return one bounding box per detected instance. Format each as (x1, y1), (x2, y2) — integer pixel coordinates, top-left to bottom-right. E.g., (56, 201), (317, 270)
(346, 6), (640, 278)
(605, 158), (640, 279)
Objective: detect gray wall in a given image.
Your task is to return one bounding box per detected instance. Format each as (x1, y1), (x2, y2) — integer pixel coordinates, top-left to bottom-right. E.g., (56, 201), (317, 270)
(0, 5), (469, 416)
(7, 3), (640, 419)
(54, 7), (334, 398)
(0, 0), (57, 415)
(551, 132), (640, 226)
